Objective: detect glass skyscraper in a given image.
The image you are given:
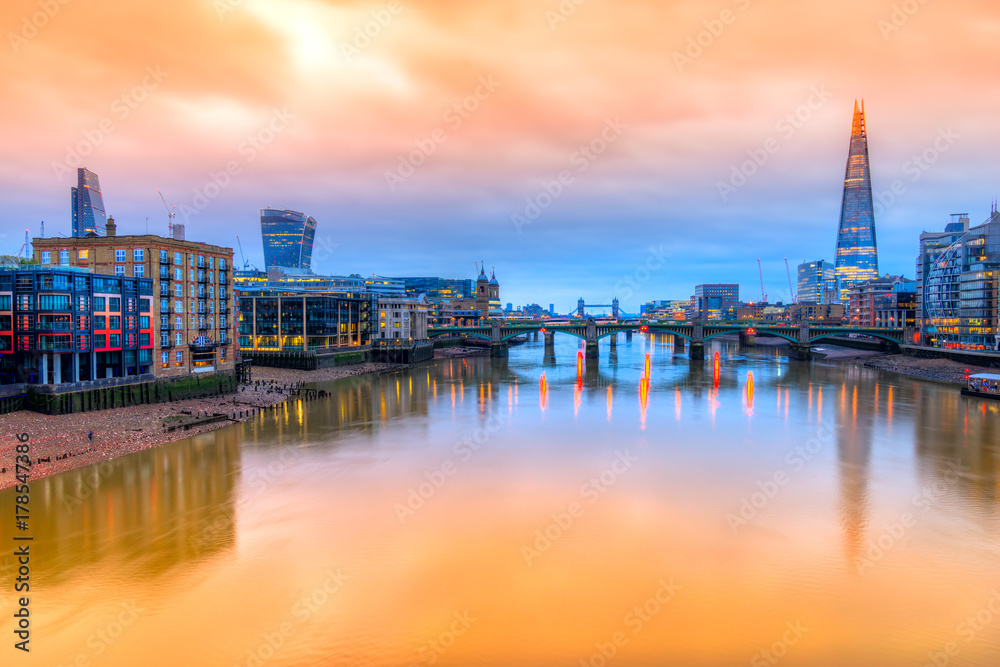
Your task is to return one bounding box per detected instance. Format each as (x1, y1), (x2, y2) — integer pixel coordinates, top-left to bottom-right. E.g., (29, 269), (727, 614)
(834, 101), (879, 301)
(797, 260), (835, 304)
(71, 168), (107, 237)
(260, 209), (317, 271)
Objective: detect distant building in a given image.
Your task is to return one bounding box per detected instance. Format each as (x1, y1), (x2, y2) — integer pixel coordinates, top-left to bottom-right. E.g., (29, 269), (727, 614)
(789, 302), (846, 325)
(474, 265), (501, 318)
(363, 276), (406, 298)
(643, 299), (691, 321)
(260, 209), (317, 271)
(922, 208), (1000, 349)
(916, 213), (970, 336)
(376, 295), (428, 341)
(34, 220), (236, 377)
(694, 284), (739, 321)
(392, 277), (473, 301)
(549, 303), (554, 316)
(847, 275), (915, 327)
(736, 303), (789, 322)
(834, 101), (880, 300)
(71, 168), (107, 237)
(797, 260), (836, 304)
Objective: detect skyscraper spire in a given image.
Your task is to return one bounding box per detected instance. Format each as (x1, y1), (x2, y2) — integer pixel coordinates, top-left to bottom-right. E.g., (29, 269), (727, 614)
(834, 100), (879, 301)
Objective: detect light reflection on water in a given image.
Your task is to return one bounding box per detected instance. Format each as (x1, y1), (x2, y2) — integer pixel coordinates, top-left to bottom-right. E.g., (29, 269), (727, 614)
(2, 334), (1000, 666)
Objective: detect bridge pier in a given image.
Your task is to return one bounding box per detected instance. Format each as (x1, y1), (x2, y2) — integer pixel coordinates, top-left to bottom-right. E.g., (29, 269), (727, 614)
(625, 330), (632, 342)
(673, 335), (686, 351)
(609, 335), (617, 351)
(543, 331), (555, 354)
(788, 342), (812, 361)
(739, 330), (756, 347)
(688, 341), (705, 360)
(585, 318), (599, 359)
(533, 330), (539, 342)
(491, 341), (508, 357)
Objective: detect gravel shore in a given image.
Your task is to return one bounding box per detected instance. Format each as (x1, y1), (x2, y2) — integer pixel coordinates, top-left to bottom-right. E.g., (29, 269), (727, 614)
(862, 354), (992, 385)
(0, 362), (408, 490)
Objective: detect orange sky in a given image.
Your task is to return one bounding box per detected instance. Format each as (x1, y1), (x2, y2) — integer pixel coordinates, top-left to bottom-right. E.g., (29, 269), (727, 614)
(3, 0), (1000, 307)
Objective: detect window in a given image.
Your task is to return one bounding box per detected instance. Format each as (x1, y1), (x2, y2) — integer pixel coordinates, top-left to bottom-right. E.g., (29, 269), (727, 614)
(116, 249), (126, 262)
(175, 299), (183, 312)
(133, 265), (144, 277)
(176, 350), (183, 364)
(115, 265), (125, 277)
(140, 298), (151, 313)
(41, 251), (51, 264)
(189, 254), (195, 267)
(125, 316), (137, 330)
(126, 333), (137, 347)
(160, 250), (168, 263)
(77, 316), (89, 330)
(76, 296), (89, 311)
(160, 297), (168, 312)
(189, 269), (195, 282)
(198, 255), (204, 267)
(174, 284), (183, 297)
(134, 249), (144, 262)
(108, 334), (121, 347)
(162, 352), (169, 366)
(209, 257), (214, 269)
(175, 316), (182, 328)
(109, 298), (121, 312)
(174, 252), (182, 265)
(109, 316), (121, 330)
(79, 249), (89, 260)
(174, 268), (182, 281)
(175, 333), (183, 346)
(38, 295), (71, 311)
(94, 334), (107, 348)
(94, 297), (105, 311)
(126, 298), (136, 313)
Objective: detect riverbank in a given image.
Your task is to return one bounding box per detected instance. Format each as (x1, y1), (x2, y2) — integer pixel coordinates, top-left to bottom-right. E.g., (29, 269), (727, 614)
(434, 346), (489, 359)
(0, 362), (408, 490)
(862, 354), (991, 385)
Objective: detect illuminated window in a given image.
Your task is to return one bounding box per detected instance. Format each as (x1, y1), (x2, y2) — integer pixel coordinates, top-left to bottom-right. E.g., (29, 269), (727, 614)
(78, 249), (89, 260)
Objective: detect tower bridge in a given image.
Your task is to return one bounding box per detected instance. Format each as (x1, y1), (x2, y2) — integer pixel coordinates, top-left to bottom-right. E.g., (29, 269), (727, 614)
(427, 318), (911, 361)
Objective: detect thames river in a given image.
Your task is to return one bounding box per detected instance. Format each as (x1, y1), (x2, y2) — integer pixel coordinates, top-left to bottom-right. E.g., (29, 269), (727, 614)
(3, 334), (1000, 666)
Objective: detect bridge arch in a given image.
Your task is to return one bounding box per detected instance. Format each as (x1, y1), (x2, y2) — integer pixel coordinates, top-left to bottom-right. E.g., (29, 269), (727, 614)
(808, 332), (901, 345)
(428, 331), (492, 342)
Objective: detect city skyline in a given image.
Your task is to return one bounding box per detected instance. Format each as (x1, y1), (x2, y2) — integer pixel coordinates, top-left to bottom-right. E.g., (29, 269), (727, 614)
(2, 0), (997, 312)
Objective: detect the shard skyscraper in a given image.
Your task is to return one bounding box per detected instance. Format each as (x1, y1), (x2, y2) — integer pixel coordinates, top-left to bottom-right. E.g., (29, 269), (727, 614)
(834, 100), (879, 301)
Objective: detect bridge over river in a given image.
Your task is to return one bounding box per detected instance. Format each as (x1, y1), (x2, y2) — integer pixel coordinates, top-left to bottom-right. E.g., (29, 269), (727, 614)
(428, 318), (912, 360)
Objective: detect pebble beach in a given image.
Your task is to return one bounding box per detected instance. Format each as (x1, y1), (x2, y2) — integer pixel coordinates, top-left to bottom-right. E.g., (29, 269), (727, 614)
(0, 361), (407, 490)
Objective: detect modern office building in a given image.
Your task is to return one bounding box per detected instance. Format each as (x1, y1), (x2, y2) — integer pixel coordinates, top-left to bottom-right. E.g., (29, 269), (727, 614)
(34, 219), (237, 377)
(847, 275), (915, 327)
(393, 277), (473, 301)
(364, 276), (407, 298)
(260, 209), (317, 271)
(834, 101), (879, 300)
(238, 289), (374, 352)
(916, 214), (971, 335)
(0, 267), (154, 385)
(694, 284), (739, 321)
(797, 260), (836, 304)
(922, 208), (1000, 349)
(788, 302), (846, 325)
(71, 168), (107, 237)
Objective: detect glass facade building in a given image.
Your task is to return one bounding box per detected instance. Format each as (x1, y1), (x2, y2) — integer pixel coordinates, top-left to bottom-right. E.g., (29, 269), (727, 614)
(922, 209), (1000, 350)
(238, 289), (374, 352)
(916, 214), (970, 334)
(393, 277), (473, 301)
(260, 209), (317, 271)
(834, 101), (879, 301)
(71, 168), (107, 237)
(694, 284), (739, 321)
(797, 260), (835, 304)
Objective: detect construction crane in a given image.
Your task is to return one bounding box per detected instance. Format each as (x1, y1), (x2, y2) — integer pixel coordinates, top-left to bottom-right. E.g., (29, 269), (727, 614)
(236, 235), (251, 270)
(18, 229), (30, 258)
(157, 189), (176, 237)
(757, 258), (767, 303)
(784, 257), (796, 303)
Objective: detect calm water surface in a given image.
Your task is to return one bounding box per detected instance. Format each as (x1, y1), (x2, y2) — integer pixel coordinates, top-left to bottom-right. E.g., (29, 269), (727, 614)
(3, 335), (1000, 666)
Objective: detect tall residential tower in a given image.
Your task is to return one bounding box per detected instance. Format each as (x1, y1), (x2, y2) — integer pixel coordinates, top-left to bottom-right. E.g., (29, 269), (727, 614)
(834, 101), (879, 301)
